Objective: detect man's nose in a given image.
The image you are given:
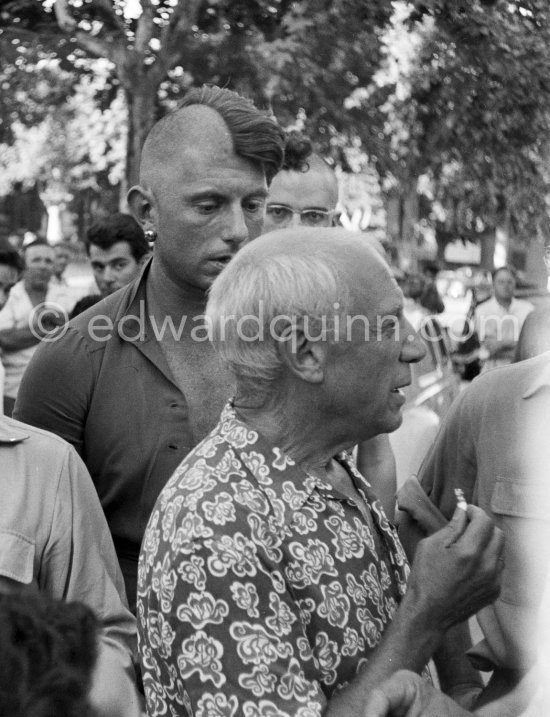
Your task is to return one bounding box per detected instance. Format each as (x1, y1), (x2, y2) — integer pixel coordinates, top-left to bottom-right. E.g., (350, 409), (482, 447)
(222, 205), (249, 245)
(103, 266), (116, 283)
(401, 323), (426, 363)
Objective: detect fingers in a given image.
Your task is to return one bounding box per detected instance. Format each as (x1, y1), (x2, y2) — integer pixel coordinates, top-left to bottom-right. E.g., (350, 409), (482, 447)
(362, 689), (392, 717)
(363, 671), (422, 717)
(452, 505), (497, 553)
(443, 505), (468, 547)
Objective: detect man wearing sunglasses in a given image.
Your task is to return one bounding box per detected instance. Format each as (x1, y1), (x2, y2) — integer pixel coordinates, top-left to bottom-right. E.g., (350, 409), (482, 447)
(263, 131), (339, 232)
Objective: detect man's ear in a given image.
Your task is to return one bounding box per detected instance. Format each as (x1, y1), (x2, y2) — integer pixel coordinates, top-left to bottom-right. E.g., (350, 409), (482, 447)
(276, 321), (326, 384)
(127, 185), (155, 232)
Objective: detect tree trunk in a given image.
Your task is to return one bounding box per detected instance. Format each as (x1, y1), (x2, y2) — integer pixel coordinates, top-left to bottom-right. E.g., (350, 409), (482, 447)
(125, 80), (160, 191)
(480, 227), (496, 271)
(399, 180), (419, 271)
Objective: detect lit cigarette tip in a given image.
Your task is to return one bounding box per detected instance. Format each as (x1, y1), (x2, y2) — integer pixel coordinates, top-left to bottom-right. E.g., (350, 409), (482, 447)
(454, 488), (468, 511)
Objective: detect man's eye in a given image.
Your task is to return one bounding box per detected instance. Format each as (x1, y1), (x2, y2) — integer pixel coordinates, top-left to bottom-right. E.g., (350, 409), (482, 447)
(196, 201), (220, 214)
(245, 199), (265, 213)
(114, 261), (129, 270)
(302, 210), (330, 226)
(266, 206), (292, 222)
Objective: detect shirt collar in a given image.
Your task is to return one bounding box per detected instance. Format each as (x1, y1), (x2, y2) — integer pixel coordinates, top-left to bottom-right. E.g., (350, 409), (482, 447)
(111, 256), (152, 341)
(0, 416), (29, 445)
(214, 402), (408, 575)
(216, 401), (370, 522)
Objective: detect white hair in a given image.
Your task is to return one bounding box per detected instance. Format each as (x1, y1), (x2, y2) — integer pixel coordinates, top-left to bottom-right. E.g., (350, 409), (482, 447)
(206, 232), (365, 385)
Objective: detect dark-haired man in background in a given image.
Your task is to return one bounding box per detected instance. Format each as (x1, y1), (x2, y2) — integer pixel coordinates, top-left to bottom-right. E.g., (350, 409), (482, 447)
(87, 213), (151, 298)
(70, 213), (150, 317)
(15, 85), (285, 609)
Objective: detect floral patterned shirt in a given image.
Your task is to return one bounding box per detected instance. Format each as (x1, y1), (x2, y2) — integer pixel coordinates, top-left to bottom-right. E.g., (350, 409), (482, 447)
(138, 403), (410, 717)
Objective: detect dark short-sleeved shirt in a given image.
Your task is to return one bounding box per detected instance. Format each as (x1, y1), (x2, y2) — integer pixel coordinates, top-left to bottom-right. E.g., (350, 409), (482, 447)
(138, 403), (410, 716)
(14, 261), (196, 606)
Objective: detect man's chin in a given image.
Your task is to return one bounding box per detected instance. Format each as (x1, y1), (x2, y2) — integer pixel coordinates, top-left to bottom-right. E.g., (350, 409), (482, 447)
(384, 410), (404, 434)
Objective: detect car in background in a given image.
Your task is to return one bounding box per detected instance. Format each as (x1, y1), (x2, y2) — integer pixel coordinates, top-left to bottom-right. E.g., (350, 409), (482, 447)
(389, 315), (461, 489)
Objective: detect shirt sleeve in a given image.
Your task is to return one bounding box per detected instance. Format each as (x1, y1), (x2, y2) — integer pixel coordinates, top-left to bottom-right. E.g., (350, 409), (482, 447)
(515, 309), (550, 362)
(42, 444), (137, 665)
(139, 505), (327, 717)
(14, 328), (93, 455)
(417, 387), (479, 519)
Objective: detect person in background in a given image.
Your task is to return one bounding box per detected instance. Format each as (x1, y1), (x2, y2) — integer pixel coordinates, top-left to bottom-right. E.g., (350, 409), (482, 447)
(267, 131), (398, 517)
(52, 241), (74, 286)
(0, 240), (74, 415)
(0, 591), (143, 717)
(403, 272), (430, 329)
(15, 85), (285, 611)
(474, 265), (532, 371)
(0, 240), (24, 413)
(0, 592), (99, 717)
(420, 261), (445, 315)
(398, 346), (550, 711)
(263, 130), (339, 232)
(70, 292), (103, 319)
(0, 411), (141, 715)
(86, 213), (150, 298)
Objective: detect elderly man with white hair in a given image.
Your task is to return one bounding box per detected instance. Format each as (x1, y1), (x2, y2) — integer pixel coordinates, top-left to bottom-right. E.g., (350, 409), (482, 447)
(137, 228), (503, 717)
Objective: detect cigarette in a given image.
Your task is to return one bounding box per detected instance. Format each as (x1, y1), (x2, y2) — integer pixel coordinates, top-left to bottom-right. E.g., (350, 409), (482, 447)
(454, 488), (468, 511)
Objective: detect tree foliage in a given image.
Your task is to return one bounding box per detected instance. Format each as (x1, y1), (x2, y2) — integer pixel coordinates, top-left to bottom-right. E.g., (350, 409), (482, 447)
(0, 0), (394, 187)
(389, 1), (550, 248)
(2, 0), (550, 260)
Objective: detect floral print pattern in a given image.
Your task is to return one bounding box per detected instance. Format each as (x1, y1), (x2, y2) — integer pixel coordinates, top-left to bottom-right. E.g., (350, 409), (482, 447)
(138, 403), (409, 716)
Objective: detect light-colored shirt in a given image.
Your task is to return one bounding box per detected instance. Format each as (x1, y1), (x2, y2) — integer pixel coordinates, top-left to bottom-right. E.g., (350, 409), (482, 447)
(0, 414), (143, 715)
(418, 353), (550, 672)
(0, 280), (76, 398)
(474, 296), (533, 371)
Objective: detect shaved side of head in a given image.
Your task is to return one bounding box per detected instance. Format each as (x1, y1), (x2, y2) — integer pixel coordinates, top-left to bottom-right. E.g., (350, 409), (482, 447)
(139, 105), (232, 194)
(139, 85), (284, 195)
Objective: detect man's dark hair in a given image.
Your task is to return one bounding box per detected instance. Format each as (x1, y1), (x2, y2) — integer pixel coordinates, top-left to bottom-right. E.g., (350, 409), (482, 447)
(280, 131), (313, 172)
(86, 213), (149, 262)
(0, 238), (24, 273)
(0, 592), (98, 717)
(177, 85), (285, 183)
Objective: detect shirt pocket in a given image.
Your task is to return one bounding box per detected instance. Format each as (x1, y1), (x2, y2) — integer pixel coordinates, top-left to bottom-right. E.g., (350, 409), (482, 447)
(0, 530), (34, 584)
(491, 475), (550, 521)
(490, 476), (550, 607)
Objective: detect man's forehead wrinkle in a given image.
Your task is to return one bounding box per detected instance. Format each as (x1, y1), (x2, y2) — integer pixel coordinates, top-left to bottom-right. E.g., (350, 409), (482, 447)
(140, 105), (233, 186)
